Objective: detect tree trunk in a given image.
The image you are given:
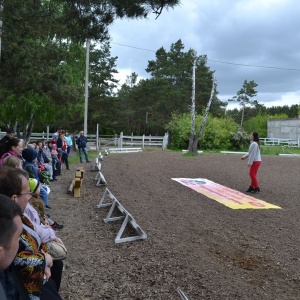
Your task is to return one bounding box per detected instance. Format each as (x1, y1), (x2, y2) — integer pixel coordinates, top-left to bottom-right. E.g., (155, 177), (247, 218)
(240, 102), (245, 127)
(188, 75), (216, 154)
(188, 51), (197, 153)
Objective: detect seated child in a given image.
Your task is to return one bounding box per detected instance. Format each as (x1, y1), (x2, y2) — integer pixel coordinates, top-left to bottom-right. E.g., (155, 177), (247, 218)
(22, 148), (52, 209)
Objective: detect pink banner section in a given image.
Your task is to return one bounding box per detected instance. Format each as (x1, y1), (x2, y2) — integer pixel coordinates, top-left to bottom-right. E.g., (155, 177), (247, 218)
(172, 178), (281, 210)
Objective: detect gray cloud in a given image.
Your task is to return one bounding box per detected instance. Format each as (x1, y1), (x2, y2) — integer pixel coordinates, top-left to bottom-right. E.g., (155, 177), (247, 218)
(109, 0), (300, 107)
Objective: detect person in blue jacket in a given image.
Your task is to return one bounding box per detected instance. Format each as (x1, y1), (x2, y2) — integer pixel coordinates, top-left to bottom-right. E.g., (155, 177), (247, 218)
(76, 131), (90, 163)
(22, 148), (52, 209)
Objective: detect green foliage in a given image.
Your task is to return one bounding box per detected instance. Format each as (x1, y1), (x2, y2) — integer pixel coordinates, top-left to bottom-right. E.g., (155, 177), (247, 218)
(260, 146), (300, 156)
(166, 113), (192, 149)
(0, 0), (180, 136)
(116, 39), (226, 135)
(229, 127), (249, 150)
(228, 79), (258, 127)
(229, 79), (258, 107)
(166, 113), (238, 150)
(227, 104), (298, 125)
(266, 105), (299, 118)
(243, 113), (288, 138)
(200, 117), (238, 150)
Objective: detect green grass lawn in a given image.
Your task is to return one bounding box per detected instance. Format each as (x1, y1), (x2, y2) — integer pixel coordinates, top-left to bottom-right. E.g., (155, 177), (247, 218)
(68, 150), (99, 165)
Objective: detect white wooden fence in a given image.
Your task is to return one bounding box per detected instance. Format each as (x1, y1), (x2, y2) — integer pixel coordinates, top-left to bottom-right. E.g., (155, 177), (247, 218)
(118, 132), (169, 150)
(259, 138), (300, 147)
(0, 129), (169, 150)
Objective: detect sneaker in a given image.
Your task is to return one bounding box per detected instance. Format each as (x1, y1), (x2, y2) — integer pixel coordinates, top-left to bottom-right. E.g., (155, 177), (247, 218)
(251, 188), (260, 194)
(45, 205), (52, 209)
(245, 186), (254, 193)
(252, 187), (260, 193)
(51, 222), (64, 230)
(66, 168), (70, 170)
(86, 160), (90, 163)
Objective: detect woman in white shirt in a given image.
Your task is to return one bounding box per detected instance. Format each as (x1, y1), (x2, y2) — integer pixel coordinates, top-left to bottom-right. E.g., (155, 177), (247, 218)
(241, 132), (261, 193)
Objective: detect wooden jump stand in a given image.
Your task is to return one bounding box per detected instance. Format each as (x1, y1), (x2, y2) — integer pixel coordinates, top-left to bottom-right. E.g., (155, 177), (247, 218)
(68, 167), (84, 197)
(91, 152), (107, 186)
(97, 188), (147, 243)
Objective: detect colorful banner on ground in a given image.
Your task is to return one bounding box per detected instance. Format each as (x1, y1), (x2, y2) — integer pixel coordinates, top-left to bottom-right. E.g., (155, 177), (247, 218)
(172, 178), (281, 209)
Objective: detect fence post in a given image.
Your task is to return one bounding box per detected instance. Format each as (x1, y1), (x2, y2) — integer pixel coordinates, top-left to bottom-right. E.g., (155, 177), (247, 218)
(96, 123), (99, 151)
(47, 126), (50, 140)
(119, 132), (123, 148)
(142, 135), (145, 150)
(162, 132), (169, 150)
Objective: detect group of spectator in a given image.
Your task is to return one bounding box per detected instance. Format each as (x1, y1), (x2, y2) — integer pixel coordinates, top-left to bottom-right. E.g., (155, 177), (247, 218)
(0, 129), (72, 299)
(0, 127), (91, 299)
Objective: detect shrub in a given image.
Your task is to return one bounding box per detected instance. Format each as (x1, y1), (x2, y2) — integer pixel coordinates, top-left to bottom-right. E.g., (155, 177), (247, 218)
(243, 113), (288, 138)
(230, 127), (249, 150)
(166, 113), (238, 150)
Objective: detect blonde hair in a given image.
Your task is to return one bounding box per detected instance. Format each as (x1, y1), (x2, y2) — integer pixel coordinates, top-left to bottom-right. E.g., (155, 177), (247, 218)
(2, 156), (23, 169)
(29, 197), (46, 224)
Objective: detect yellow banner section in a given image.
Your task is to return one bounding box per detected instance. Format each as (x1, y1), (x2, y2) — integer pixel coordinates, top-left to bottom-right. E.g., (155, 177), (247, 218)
(172, 178), (281, 209)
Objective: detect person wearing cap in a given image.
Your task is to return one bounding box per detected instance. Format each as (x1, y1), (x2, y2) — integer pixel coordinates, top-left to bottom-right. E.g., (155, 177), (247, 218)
(22, 148), (52, 209)
(0, 129), (14, 158)
(28, 179), (63, 230)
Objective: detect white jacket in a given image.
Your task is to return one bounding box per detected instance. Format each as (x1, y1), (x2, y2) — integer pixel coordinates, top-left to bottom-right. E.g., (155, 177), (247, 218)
(242, 141), (261, 165)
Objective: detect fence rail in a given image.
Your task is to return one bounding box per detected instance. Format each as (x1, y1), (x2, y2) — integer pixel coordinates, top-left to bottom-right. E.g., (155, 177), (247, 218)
(1, 130), (298, 149)
(260, 138), (300, 147)
(119, 132), (168, 150)
(0, 131), (168, 150)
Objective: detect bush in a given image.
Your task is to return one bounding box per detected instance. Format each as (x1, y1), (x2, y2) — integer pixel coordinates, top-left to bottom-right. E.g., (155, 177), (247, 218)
(230, 127), (249, 150)
(243, 113), (288, 138)
(166, 113), (238, 150)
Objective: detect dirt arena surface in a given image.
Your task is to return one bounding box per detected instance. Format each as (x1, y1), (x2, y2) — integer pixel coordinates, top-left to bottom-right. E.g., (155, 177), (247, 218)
(50, 150), (300, 300)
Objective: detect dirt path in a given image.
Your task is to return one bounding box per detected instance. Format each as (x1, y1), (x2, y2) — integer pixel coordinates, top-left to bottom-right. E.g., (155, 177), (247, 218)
(49, 151), (300, 300)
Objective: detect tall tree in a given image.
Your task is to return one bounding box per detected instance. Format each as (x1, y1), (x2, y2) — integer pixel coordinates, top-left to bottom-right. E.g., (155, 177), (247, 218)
(229, 80), (258, 127)
(0, 0), (180, 135)
(188, 75), (216, 154)
(144, 40), (223, 126)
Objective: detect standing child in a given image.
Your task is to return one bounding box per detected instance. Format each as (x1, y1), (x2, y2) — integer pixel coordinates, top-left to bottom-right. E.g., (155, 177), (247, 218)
(48, 141), (61, 175)
(241, 132), (262, 193)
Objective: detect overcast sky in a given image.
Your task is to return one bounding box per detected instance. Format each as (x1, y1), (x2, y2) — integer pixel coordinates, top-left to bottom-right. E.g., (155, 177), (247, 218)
(109, 0), (300, 109)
